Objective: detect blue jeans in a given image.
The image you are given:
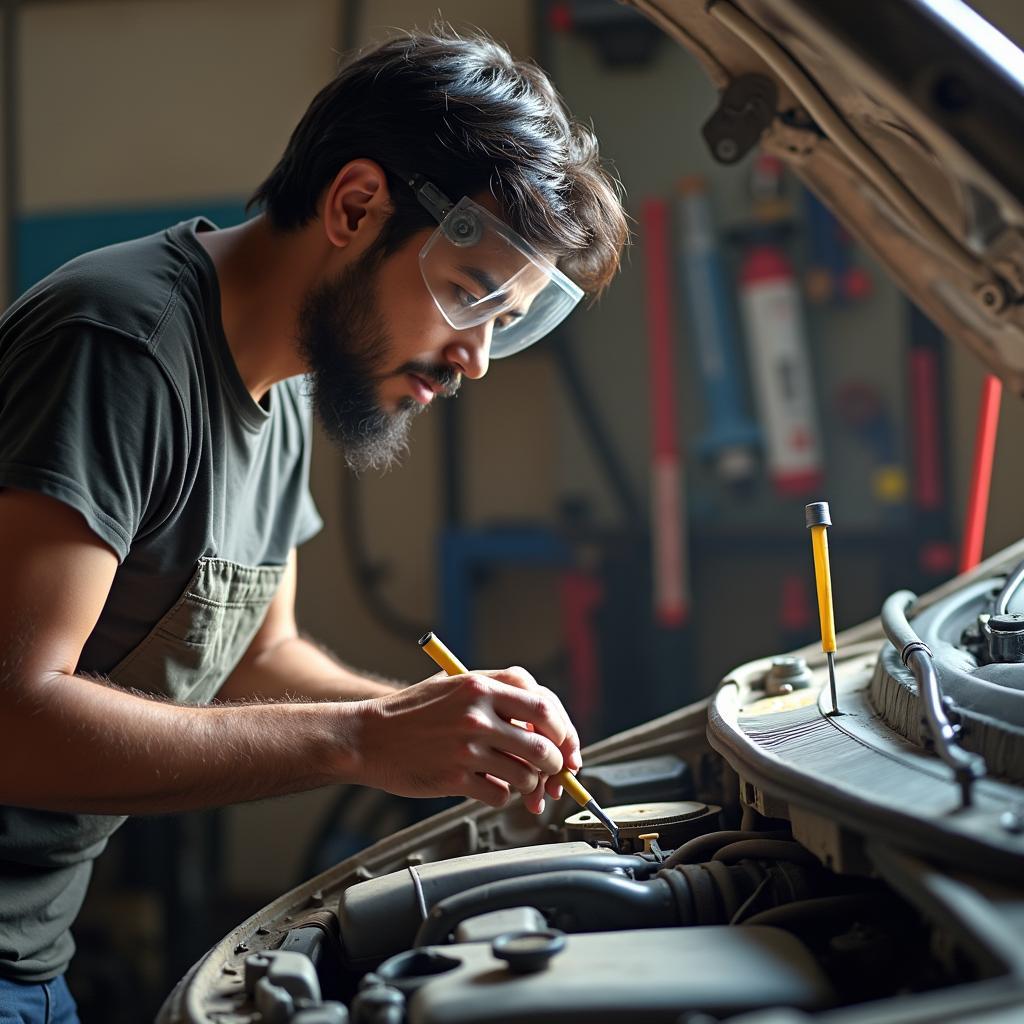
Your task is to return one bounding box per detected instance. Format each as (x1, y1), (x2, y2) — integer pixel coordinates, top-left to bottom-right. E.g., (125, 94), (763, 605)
(0, 976), (79, 1024)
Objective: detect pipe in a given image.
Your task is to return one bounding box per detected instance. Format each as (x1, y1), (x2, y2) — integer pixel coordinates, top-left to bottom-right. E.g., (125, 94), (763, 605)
(414, 870), (678, 947)
(995, 559), (1024, 616)
(881, 591), (985, 804)
(743, 893), (893, 931)
(711, 840), (819, 869)
(662, 829), (791, 868)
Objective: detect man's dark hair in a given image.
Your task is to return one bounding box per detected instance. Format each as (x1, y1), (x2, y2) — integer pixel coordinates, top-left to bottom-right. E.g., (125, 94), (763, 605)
(248, 27), (627, 294)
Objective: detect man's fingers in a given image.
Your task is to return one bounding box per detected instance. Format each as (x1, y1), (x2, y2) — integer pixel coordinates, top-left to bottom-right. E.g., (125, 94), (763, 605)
(460, 771), (512, 808)
(483, 668), (581, 770)
(489, 686), (567, 754)
(523, 776), (547, 815)
(470, 746), (543, 796)
(487, 716), (563, 776)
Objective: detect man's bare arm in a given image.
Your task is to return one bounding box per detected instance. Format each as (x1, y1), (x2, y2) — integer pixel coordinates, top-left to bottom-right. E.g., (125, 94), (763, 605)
(216, 550), (401, 703)
(0, 492), (579, 815)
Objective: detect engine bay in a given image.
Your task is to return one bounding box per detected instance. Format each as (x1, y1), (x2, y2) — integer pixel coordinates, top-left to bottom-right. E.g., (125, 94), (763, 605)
(160, 543), (1024, 1024)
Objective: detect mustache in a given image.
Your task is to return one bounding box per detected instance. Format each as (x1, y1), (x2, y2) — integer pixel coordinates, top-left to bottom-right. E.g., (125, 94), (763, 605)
(396, 362), (462, 398)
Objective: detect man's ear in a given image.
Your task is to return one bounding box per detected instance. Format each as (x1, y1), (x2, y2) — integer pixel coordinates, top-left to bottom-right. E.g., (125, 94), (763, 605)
(322, 160), (390, 251)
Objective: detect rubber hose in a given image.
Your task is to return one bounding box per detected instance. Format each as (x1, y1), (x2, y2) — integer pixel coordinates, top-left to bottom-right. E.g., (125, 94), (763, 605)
(662, 829), (792, 868)
(414, 870), (678, 947)
(711, 840), (820, 869)
(743, 893), (894, 931)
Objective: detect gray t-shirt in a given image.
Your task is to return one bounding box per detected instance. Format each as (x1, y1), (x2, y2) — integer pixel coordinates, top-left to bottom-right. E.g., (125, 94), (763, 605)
(0, 219), (323, 981)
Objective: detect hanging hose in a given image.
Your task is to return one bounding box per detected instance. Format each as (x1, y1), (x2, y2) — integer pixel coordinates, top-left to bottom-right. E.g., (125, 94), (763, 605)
(995, 559), (1024, 616)
(881, 590), (985, 804)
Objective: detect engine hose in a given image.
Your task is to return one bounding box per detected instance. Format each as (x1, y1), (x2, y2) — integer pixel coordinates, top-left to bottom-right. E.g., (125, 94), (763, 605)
(996, 559), (1024, 616)
(711, 840), (820, 869)
(413, 859), (819, 947)
(662, 829), (792, 868)
(743, 893), (895, 932)
(414, 870), (678, 947)
(881, 590), (985, 803)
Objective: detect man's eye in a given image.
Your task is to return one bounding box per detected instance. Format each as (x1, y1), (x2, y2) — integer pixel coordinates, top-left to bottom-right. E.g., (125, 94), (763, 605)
(454, 284), (478, 307)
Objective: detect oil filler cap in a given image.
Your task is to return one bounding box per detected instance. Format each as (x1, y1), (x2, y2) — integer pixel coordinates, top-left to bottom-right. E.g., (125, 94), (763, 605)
(986, 613), (1024, 663)
(491, 930), (566, 974)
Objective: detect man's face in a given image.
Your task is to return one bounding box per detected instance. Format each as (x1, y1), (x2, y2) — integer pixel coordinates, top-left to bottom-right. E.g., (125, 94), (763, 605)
(297, 227), (466, 473)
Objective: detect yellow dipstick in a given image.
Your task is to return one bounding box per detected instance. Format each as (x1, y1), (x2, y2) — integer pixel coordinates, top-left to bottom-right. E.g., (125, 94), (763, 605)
(805, 502), (840, 715)
(418, 631), (619, 848)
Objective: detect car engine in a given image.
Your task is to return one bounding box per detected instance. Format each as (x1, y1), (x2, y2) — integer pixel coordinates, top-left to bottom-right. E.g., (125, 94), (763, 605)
(159, 542), (1024, 1024)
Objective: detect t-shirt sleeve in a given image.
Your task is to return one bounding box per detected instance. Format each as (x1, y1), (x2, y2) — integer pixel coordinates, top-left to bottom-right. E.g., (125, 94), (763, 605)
(0, 327), (186, 561)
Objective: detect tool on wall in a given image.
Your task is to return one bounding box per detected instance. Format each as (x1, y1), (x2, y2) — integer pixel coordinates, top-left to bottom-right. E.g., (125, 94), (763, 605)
(738, 235), (824, 496)
(676, 176), (760, 487)
(907, 304), (956, 587)
(960, 373), (1003, 573)
(802, 189), (872, 307)
(835, 382), (907, 508)
(642, 196), (691, 630)
(735, 154), (824, 497)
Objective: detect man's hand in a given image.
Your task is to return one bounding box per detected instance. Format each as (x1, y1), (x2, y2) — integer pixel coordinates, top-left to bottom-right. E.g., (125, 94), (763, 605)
(356, 667), (582, 814)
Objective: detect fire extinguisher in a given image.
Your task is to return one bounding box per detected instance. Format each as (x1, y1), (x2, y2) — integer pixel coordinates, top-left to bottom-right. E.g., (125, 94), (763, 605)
(738, 238), (824, 496)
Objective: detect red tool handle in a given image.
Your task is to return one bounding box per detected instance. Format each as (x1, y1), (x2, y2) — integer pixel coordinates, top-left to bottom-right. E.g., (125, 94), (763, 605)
(642, 197), (689, 627)
(960, 374), (1002, 573)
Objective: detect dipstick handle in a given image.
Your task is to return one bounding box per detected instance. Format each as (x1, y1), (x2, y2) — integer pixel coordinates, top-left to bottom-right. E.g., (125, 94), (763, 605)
(419, 631), (468, 676)
(805, 503), (837, 654)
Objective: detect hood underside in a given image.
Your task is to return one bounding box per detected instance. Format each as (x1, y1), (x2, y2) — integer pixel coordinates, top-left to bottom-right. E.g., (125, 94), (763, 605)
(628, 0), (1024, 391)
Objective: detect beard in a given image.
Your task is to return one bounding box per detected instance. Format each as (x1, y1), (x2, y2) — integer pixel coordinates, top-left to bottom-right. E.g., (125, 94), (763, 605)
(297, 251), (458, 473)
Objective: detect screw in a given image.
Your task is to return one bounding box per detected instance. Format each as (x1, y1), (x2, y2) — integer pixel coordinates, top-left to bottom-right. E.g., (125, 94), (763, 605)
(715, 138), (739, 161)
(1000, 810), (1023, 834)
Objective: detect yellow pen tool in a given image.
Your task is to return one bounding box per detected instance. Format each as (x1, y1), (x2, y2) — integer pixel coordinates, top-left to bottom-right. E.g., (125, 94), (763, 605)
(418, 631), (620, 849)
(805, 502), (840, 715)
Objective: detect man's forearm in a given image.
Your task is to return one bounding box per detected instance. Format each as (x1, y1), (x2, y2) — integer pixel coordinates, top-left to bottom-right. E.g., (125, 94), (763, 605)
(218, 634), (403, 703)
(0, 671), (364, 815)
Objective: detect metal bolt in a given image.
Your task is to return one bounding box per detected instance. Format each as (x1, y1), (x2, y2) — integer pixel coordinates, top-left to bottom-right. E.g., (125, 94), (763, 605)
(1000, 810), (1024, 834)
(715, 138), (739, 161)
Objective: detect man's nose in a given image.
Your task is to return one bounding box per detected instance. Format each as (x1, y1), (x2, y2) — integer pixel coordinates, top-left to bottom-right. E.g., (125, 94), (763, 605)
(444, 320), (492, 380)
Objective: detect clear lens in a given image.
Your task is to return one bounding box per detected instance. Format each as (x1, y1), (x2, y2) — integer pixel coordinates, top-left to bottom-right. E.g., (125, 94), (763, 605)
(419, 197), (583, 357)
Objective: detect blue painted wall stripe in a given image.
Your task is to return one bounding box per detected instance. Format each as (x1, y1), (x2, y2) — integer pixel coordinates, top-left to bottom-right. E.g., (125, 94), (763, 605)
(15, 199), (249, 295)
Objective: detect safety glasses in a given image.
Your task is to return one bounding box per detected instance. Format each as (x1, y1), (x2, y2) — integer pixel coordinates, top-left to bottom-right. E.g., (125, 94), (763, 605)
(403, 173), (584, 358)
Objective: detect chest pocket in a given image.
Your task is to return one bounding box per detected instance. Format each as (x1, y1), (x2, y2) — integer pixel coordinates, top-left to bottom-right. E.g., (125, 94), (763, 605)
(107, 557), (285, 705)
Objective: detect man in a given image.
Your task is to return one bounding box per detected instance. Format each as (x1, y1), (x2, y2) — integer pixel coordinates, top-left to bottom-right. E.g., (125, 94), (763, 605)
(0, 27), (627, 1020)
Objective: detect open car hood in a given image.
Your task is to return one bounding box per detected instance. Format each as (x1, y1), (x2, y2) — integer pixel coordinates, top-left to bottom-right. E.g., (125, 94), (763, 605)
(629, 0), (1024, 390)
